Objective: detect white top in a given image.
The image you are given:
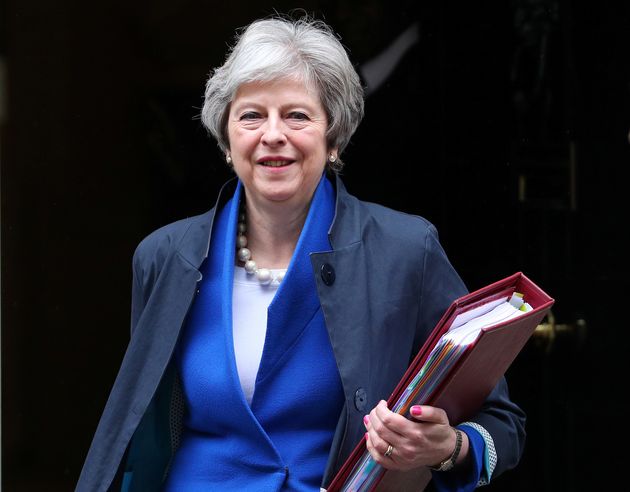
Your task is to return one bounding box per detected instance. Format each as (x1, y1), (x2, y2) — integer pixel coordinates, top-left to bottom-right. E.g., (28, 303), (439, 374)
(232, 266), (286, 404)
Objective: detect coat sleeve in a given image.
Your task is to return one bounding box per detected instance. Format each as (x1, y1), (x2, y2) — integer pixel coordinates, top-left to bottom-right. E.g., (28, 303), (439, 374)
(130, 241), (156, 337)
(129, 235), (160, 337)
(416, 225), (526, 483)
(130, 250), (145, 336)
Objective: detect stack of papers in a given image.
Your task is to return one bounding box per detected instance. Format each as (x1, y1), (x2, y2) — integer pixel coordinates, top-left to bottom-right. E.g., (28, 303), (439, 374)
(340, 293), (533, 492)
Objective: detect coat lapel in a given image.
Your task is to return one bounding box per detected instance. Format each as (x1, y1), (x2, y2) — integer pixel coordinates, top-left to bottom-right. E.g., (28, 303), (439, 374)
(254, 175), (336, 388)
(311, 176), (380, 481)
(130, 179), (240, 416)
(315, 177), (370, 404)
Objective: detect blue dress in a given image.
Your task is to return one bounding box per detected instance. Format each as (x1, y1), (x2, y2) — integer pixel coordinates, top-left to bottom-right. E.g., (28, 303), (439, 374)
(164, 176), (345, 491)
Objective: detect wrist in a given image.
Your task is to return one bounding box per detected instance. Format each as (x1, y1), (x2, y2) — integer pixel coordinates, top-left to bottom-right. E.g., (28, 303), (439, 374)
(429, 428), (463, 472)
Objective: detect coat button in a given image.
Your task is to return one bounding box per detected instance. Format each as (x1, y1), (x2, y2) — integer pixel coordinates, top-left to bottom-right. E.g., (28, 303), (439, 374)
(320, 263), (336, 286)
(354, 388), (367, 411)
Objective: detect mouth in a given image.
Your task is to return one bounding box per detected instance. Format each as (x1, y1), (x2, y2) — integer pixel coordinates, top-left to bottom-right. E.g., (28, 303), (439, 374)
(257, 158), (295, 168)
(258, 161), (294, 167)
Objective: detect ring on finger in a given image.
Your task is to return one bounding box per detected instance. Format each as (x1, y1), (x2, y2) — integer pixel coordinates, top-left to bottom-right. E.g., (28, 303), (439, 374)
(384, 444), (394, 458)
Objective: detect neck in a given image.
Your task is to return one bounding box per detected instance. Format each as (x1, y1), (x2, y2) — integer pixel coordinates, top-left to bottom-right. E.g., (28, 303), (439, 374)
(242, 195), (311, 269)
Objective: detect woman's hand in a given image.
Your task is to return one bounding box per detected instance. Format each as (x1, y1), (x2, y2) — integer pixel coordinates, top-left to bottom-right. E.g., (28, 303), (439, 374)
(364, 400), (469, 471)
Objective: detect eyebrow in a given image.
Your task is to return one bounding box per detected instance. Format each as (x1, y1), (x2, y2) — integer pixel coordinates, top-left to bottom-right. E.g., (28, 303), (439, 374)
(231, 99), (322, 114)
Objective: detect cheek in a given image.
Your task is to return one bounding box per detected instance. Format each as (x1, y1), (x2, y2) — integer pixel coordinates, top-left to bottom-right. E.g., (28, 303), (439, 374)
(297, 133), (328, 159)
(229, 130), (258, 154)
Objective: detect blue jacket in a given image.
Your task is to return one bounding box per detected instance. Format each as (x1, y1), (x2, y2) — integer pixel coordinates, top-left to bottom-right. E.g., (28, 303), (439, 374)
(76, 176), (525, 491)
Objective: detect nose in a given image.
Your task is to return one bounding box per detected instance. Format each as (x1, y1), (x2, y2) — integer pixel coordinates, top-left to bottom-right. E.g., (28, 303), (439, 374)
(261, 115), (287, 146)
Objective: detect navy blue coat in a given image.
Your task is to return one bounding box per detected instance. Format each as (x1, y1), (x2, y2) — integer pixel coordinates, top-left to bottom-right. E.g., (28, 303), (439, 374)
(76, 176), (525, 491)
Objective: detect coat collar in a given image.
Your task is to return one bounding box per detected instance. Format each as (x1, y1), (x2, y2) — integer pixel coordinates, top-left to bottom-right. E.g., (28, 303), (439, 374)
(175, 174), (361, 272)
(176, 178), (238, 270)
(328, 174), (362, 250)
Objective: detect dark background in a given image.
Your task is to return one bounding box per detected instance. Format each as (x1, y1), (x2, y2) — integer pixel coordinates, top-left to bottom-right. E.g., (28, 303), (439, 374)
(2, 1), (628, 490)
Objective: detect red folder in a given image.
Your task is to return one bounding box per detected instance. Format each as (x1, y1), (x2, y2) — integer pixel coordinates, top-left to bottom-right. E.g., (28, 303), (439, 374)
(327, 272), (554, 492)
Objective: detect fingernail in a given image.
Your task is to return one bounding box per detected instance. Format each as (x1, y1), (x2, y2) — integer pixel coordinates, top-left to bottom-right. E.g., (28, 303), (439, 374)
(363, 415), (370, 427)
(365, 432), (369, 441)
(410, 405), (422, 416)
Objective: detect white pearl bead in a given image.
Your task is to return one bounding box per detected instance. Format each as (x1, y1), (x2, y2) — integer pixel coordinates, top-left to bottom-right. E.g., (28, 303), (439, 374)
(236, 200), (282, 286)
(256, 268), (272, 285)
(244, 260), (257, 274)
(237, 247), (251, 262)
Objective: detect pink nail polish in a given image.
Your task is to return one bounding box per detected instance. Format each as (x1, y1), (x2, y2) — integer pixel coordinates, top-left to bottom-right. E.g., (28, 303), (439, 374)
(410, 405), (422, 416)
(363, 415), (370, 426)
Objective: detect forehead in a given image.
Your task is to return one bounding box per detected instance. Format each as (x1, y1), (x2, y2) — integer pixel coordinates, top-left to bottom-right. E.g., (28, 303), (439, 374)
(231, 77), (323, 108)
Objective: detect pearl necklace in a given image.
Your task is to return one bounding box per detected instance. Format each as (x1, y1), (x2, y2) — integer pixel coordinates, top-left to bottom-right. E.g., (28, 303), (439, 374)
(236, 205), (285, 286)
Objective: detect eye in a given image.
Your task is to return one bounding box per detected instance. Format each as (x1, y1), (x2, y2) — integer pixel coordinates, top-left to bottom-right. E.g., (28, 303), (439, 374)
(239, 111), (261, 121)
(287, 111), (309, 121)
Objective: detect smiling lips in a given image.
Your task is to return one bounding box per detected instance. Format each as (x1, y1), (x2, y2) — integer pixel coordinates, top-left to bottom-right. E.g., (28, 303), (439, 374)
(257, 159), (295, 167)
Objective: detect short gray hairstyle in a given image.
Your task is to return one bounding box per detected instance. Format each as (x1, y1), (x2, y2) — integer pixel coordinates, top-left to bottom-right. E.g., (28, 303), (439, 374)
(201, 16), (365, 171)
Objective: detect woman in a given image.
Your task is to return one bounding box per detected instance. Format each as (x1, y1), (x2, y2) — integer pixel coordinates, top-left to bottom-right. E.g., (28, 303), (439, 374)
(77, 16), (525, 492)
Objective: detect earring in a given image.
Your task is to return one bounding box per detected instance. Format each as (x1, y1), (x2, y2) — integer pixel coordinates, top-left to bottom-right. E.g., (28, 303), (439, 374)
(226, 153), (232, 164)
(329, 153), (337, 163)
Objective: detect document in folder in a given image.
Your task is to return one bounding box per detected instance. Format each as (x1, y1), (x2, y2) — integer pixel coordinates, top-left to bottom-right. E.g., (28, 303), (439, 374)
(327, 272), (554, 492)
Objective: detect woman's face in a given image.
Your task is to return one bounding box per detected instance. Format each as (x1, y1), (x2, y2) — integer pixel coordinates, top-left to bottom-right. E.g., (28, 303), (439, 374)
(227, 78), (332, 210)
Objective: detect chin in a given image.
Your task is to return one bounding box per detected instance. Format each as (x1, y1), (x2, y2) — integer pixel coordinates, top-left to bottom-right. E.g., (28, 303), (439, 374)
(262, 191), (298, 203)
(256, 183), (303, 203)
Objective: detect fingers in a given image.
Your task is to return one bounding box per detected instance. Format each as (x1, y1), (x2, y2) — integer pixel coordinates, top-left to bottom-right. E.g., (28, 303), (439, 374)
(364, 401), (404, 468)
(408, 404), (449, 425)
(364, 401), (419, 469)
(368, 401), (407, 445)
(363, 401), (453, 471)
(365, 430), (401, 469)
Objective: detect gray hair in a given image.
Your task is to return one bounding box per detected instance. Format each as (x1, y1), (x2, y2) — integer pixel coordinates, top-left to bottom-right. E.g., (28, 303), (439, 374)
(201, 16), (365, 171)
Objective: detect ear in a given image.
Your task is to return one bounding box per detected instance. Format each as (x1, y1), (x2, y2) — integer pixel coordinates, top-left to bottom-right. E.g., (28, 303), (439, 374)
(328, 148), (340, 163)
